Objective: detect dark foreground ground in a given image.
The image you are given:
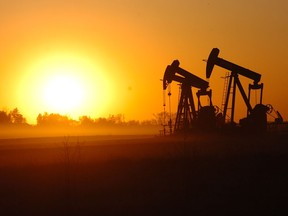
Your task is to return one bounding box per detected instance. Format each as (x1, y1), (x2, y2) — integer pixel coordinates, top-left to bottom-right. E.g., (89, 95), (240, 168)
(0, 133), (288, 216)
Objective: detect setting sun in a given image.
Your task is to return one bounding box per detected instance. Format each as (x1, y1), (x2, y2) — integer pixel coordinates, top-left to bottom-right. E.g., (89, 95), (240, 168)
(16, 52), (113, 123)
(42, 74), (85, 113)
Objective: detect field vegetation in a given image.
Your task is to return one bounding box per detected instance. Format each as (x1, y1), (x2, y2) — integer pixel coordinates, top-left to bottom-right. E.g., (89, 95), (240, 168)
(0, 133), (288, 215)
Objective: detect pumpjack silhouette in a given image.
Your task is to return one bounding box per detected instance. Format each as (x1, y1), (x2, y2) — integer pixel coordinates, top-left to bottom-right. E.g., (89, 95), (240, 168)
(162, 48), (283, 134)
(163, 60), (216, 133)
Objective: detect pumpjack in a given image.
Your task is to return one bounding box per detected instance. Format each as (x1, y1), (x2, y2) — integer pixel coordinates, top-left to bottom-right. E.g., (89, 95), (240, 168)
(206, 48), (269, 132)
(163, 60), (217, 133)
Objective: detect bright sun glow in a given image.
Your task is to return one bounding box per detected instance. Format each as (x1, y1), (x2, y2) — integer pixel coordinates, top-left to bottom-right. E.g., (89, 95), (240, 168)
(17, 52), (113, 123)
(43, 74), (85, 113)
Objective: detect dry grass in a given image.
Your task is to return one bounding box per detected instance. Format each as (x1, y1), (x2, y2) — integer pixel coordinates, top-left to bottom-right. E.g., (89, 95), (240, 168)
(0, 133), (288, 215)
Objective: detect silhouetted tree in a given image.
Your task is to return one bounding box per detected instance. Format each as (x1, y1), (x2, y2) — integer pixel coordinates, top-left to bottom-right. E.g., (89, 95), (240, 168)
(140, 119), (158, 126)
(94, 117), (108, 126)
(79, 115), (95, 127)
(37, 112), (76, 127)
(9, 108), (26, 124)
(153, 111), (176, 126)
(0, 110), (11, 125)
(108, 114), (125, 125)
(153, 111), (168, 125)
(126, 120), (140, 126)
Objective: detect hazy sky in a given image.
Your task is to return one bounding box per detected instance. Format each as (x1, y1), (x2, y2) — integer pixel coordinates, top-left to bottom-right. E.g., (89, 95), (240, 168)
(1, 0), (288, 123)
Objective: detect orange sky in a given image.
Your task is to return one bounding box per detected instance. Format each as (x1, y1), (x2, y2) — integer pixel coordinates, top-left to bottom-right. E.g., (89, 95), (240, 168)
(1, 0), (288, 124)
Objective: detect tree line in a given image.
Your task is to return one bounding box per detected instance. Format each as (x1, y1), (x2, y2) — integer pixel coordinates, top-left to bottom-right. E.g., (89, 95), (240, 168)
(0, 108), (169, 128)
(0, 108), (27, 125)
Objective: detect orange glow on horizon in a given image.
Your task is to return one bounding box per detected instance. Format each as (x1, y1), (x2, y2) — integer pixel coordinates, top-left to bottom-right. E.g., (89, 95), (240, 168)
(15, 52), (114, 123)
(0, 1), (287, 124)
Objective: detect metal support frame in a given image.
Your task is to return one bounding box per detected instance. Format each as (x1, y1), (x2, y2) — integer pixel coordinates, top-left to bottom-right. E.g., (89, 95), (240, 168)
(174, 83), (196, 132)
(223, 72), (256, 124)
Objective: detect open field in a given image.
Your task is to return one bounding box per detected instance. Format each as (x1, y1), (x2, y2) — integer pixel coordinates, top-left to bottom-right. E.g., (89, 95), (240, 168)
(0, 133), (288, 215)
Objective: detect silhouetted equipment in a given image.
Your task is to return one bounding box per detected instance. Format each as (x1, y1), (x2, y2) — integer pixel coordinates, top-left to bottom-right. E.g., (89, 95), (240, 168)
(206, 48), (261, 83)
(206, 48), (268, 132)
(161, 48), (285, 135)
(266, 104), (283, 124)
(163, 60), (216, 133)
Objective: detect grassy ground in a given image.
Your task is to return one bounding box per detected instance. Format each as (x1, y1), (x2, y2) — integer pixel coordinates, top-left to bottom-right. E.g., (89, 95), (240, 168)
(0, 133), (288, 215)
